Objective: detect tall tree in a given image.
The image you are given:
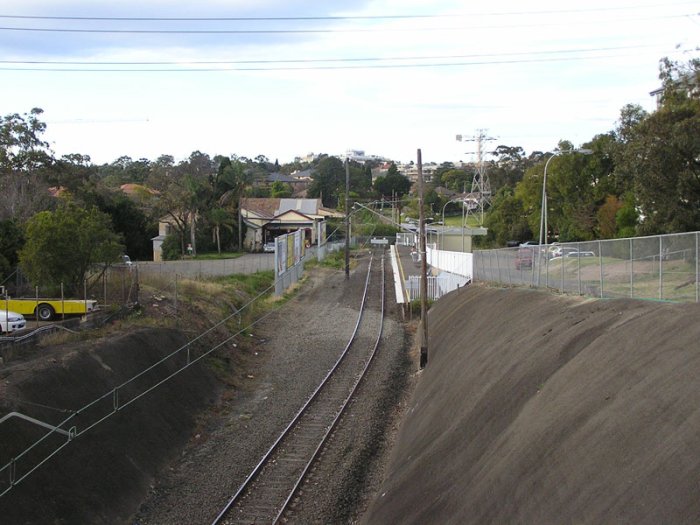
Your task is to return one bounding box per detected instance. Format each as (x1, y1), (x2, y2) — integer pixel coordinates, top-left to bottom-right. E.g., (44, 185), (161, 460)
(308, 156), (345, 208)
(19, 203), (123, 295)
(615, 58), (700, 234)
(484, 187), (532, 245)
(0, 219), (23, 283)
(0, 108), (53, 221)
(374, 163), (411, 198)
(216, 156), (251, 250)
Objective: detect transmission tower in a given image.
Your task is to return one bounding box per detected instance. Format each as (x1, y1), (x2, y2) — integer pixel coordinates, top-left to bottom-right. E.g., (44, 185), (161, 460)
(456, 129), (497, 225)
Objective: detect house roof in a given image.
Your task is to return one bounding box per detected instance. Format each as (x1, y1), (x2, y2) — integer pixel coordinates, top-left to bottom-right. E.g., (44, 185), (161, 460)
(241, 198), (343, 224)
(266, 172), (298, 184)
(241, 198), (321, 219)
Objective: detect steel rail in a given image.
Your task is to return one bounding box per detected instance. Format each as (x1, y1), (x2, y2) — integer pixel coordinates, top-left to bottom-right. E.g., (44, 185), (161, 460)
(274, 250), (386, 523)
(212, 250), (385, 525)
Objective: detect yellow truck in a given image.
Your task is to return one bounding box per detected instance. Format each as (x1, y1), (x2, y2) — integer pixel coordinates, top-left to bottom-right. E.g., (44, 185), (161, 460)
(1, 296), (98, 321)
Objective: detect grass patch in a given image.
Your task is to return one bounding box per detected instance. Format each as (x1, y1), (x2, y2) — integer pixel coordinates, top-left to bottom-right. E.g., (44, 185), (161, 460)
(320, 250), (351, 270)
(443, 214), (481, 227)
(191, 251), (244, 260)
(216, 270), (275, 296)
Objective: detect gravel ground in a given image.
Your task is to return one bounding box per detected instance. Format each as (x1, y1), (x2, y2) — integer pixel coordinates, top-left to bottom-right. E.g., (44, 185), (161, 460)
(132, 250), (415, 524)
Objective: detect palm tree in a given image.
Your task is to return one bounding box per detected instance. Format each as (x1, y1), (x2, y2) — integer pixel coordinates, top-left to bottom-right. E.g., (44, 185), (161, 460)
(209, 207), (235, 254)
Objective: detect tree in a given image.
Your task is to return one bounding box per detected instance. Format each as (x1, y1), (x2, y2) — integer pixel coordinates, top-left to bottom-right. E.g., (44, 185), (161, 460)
(215, 156), (252, 250)
(308, 156), (345, 207)
(97, 193), (155, 260)
(0, 219), (23, 282)
(374, 163), (411, 198)
(546, 151), (598, 241)
(208, 207), (235, 254)
(270, 180), (292, 198)
(596, 195), (623, 239)
(439, 168), (471, 192)
(483, 187), (532, 245)
(0, 108), (54, 221)
(19, 203), (123, 295)
(614, 58), (700, 234)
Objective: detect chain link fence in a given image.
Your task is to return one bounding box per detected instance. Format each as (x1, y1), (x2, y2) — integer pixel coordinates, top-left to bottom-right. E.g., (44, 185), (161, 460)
(473, 231), (699, 303)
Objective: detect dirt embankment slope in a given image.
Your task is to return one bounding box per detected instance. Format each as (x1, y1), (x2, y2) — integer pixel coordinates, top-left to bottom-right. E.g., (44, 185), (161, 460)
(0, 328), (220, 525)
(364, 284), (700, 525)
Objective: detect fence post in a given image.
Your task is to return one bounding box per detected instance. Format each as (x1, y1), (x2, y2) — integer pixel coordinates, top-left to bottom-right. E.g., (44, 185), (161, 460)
(577, 251), (582, 296)
(696, 232), (699, 303)
(598, 240), (604, 298)
(496, 250), (502, 283)
(630, 238), (634, 299)
(561, 250), (565, 293)
(659, 236), (663, 300)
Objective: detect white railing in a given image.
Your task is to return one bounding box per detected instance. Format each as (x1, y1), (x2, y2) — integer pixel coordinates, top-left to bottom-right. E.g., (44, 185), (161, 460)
(426, 246), (473, 279)
(406, 273), (470, 301)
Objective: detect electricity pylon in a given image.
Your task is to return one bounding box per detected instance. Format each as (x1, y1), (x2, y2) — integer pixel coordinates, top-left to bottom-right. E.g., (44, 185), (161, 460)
(456, 129), (497, 226)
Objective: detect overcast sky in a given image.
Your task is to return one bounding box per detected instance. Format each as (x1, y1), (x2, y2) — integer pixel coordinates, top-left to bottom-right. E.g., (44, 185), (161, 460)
(1, 1), (698, 165)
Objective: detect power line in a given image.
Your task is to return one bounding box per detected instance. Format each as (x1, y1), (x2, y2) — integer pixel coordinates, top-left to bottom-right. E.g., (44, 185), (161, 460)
(0, 2), (695, 21)
(0, 50), (665, 72)
(0, 13), (694, 34)
(0, 43), (668, 66)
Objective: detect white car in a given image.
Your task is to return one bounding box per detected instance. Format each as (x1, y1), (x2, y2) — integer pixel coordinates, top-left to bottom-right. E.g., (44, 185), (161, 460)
(0, 310), (26, 333)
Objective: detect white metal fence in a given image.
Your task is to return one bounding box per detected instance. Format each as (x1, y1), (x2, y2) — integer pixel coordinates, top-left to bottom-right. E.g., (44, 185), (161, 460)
(405, 273), (470, 302)
(426, 246), (473, 279)
(404, 245), (472, 301)
(473, 231), (700, 303)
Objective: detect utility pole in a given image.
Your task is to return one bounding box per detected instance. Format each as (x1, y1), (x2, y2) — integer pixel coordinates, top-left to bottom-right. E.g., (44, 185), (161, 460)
(345, 158), (350, 279)
(417, 149), (429, 369)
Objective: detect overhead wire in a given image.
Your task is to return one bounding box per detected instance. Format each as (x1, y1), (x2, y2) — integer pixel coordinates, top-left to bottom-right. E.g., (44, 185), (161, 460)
(0, 5), (692, 73)
(0, 2), (696, 21)
(0, 50), (678, 72)
(0, 13), (695, 33)
(0, 43), (673, 66)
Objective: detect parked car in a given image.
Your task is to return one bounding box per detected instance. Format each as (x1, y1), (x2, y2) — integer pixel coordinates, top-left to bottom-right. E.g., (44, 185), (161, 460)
(564, 250), (596, 258)
(515, 247), (534, 270)
(549, 246), (579, 259)
(0, 310), (26, 333)
(263, 241), (276, 253)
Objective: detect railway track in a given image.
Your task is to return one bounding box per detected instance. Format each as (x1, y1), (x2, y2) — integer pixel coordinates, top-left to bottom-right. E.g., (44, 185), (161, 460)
(212, 249), (386, 525)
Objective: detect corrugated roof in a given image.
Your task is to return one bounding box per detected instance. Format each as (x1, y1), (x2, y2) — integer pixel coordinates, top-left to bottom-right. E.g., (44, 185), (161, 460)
(277, 198), (319, 216)
(241, 198), (324, 219)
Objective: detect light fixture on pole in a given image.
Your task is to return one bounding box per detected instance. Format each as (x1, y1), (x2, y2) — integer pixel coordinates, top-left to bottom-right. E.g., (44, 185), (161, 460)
(440, 198), (463, 250)
(538, 148), (593, 248)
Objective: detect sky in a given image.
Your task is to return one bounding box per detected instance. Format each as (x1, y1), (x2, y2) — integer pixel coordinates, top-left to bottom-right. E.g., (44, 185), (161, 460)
(1, 0), (698, 166)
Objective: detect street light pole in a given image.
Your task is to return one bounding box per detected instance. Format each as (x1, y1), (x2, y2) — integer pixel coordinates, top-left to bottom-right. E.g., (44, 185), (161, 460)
(537, 148), (593, 286)
(538, 148), (594, 249)
(538, 153), (558, 248)
(441, 198), (463, 250)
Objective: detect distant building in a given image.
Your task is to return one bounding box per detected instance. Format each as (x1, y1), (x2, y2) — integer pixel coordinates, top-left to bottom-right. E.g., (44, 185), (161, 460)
(397, 162), (439, 184)
(294, 152), (321, 163)
(344, 149), (387, 164)
(240, 198), (343, 252)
